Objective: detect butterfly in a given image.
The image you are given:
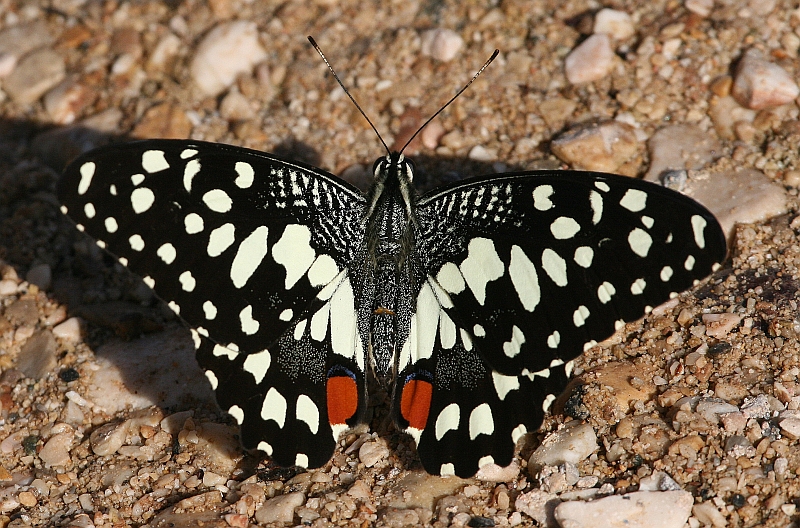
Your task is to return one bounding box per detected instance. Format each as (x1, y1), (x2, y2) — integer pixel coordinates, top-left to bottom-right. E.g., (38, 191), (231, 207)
(58, 42), (726, 478)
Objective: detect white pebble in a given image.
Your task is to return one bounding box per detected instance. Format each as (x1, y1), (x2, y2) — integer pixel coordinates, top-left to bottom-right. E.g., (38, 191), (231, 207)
(53, 317), (82, 344)
(685, 0), (713, 17)
(702, 313), (742, 339)
(190, 21), (267, 97)
(468, 145), (496, 162)
(90, 421), (130, 456)
(644, 124), (721, 181)
(594, 9), (635, 40)
(551, 121), (638, 172)
(358, 440), (389, 467)
(732, 49), (799, 110)
(692, 502), (727, 527)
(555, 490), (693, 528)
(529, 421), (598, 469)
(39, 432), (74, 467)
(420, 29), (464, 62)
(0, 278), (18, 296)
(515, 489), (560, 526)
(476, 460), (519, 482)
(254, 492), (305, 524)
(565, 34), (615, 84)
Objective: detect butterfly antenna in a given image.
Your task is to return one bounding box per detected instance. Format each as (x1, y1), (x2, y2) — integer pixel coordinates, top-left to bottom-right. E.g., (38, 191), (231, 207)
(400, 49), (499, 154)
(308, 36), (391, 155)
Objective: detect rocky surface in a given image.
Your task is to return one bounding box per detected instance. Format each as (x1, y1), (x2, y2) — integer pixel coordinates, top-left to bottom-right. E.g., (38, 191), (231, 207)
(0, 1), (799, 527)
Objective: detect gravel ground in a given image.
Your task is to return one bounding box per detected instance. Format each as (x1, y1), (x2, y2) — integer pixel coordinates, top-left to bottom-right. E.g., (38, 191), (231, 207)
(1, 0), (800, 527)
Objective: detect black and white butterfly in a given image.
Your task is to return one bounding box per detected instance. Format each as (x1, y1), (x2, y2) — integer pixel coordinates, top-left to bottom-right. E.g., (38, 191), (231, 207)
(58, 49), (726, 478)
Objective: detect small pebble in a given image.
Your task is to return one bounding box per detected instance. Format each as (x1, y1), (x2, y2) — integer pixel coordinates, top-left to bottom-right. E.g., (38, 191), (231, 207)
(702, 313), (741, 338)
(3, 48), (66, 105)
(779, 418), (800, 440)
(17, 491), (37, 507)
(358, 440), (389, 467)
(565, 34), (615, 84)
(551, 121), (637, 172)
(685, 0), (713, 17)
(420, 29), (463, 62)
(468, 145), (496, 162)
(692, 502), (727, 527)
(90, 421), (130, 456)
(44, 78), (95, 125)
(475, 460), (519, 482)
(594, 9), (635, 40)
(554, 490), (693, 528)
(39, 432), (74, 467)
(683, 168), (788, 239)
(16, 331), (58, 379)
(0, 279), (18, 296)
(644, 124), (721, 181)
(732, 49), (799, 110)
(529, 421), (598, 469)
(514, 489), (560, 526)
(53, 317), (82, 344)
(254, 491), (305, 524)
(190, 20), (267, 97)
(740, 394), (772, 419)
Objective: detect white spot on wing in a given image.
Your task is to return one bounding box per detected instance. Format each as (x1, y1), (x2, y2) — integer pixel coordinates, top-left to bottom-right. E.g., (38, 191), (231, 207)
(157, 243), (176, 265)
(620, 188), (647, 212)
(239, 305), (259, 335)
(258, 441), (273, 455)
(542, 394), (556, 412)
(660, 266), (673, 282)
(574, 246), (593, 268)
(594, 181), (610, 192)
(436, 262), (465, 294)
(468, 403), (494, 440)
(203, 189), (233, 213)
(228, 405), (244, 424)
(184, 213), (204, 234)
(279, 309), (293, 321)
(203, 300), (217, 320)
(597, 281), (616, 303)
(473, 324), (485, 337)
(439, 312), (457, 349)
(235, 161), (255, 188)
(207, 223), (235, 257)
(307, 254), (339, 287)
(414, 283), (439, 361)
(272, 224), (316, 289)
(84, 203), (95, 218)
(509, 245), (540, 311)
(143, 276), (155, 288)
(129, 234), (145, 251)
(179, 271), (196, 291)
(532, 185), (554, 211)
(550, 216), (580, 239)
(131, 187), (155, 214)
(296, 394), (320, 434)
(77, 162), (95, 195)
(142, 150), (169, 173)
(491, 372), (519, 400)
(573, 305), (590, 327)
(131, 174), (145, 186)
(180, 148), (197, 159)
(104, 217), (118, 233)
(502, 325), (526, 358)
(459, 238), (505, 305)
(691, 215), (707, 248)
(183, 159), (201, 192)
(541, 248), (568, 286)
(628, 228), (652, 257)
(330, 278), (361, 366)
(230, 226), (269, 288)
(547, 331), (560, 348)
(261, 387), (286, 428)
(310, 303), (330, 341)
(440, 463), (456, 477)
(590, 190), (603, 224)
(205, 370), (218, 390)
(435, 403), (460, 441)
(684, 254), (695, 270)
(631, 278), (646, 295)
(511, 424), (527, 444)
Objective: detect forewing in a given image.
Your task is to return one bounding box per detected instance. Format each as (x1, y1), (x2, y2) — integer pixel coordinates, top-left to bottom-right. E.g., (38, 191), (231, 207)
(393, 170), (725, 476)
(59, 139), (369, 468)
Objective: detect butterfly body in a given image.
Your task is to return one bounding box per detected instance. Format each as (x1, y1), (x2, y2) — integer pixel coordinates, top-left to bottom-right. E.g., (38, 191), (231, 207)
(59, 139), (726, 477)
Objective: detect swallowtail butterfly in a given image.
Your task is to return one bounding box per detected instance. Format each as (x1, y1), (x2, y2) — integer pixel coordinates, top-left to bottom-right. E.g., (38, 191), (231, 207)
(59, 45), (726, 478)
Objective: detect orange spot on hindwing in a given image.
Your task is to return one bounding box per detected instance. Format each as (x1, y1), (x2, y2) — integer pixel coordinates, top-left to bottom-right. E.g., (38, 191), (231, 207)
(326, 374), (358, 425)
(400, 378), (433, 430)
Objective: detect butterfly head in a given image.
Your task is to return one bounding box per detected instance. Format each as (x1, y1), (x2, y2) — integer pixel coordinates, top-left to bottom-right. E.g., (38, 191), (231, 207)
(373, 152), (415, 185)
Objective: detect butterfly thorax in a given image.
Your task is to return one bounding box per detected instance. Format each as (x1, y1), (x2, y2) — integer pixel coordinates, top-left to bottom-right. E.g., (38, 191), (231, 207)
(364, 153), (417, 375)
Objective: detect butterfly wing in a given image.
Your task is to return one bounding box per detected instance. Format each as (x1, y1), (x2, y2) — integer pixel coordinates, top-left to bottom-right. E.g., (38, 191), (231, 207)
(59, 139), (369, 468)
(393, 170), (726, 476)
